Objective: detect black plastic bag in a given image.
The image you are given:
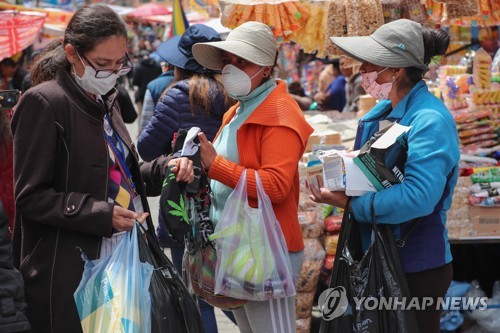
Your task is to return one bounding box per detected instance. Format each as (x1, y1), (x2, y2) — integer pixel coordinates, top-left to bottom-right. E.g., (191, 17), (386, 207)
(320, 197), (419, 333)
(137, 225), (204, 333)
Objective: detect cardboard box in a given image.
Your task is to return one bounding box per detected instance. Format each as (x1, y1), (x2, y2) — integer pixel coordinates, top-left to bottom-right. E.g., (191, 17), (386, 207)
(305, 130), (341, 152)
(469, 206), (500, 237)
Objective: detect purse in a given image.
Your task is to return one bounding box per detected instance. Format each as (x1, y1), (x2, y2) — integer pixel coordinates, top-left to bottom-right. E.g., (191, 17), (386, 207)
(183, 185), (247, 310)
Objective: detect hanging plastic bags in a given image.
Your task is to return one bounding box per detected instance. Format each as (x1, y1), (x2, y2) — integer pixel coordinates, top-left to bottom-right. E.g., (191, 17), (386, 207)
(209, 170), (295, 301)
(74, 223), (153, 333)
(319, 197), (418, 333)
(137, 224), (204, 333)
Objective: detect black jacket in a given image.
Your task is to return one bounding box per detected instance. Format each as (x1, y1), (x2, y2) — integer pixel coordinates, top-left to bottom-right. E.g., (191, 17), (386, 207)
(132, 58), (162, 103)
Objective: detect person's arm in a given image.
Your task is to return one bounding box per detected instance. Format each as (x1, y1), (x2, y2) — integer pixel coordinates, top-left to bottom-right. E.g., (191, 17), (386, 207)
(199, 126), (305, 204)
(140, 155), (194, 197)
(137, 86), (182, 161)
(140, 89), (155, 132)
(351, 108), (459, 224)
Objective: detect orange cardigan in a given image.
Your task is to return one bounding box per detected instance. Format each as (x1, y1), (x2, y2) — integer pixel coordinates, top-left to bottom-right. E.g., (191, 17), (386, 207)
(208, 81), (314, 252)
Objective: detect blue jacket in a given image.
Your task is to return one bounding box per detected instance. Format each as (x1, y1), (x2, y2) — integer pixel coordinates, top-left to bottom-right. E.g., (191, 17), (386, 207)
(323, 75), (346, 111)
(137, 78), (229, 247)
(148, 70), (174, 105)
(351, 80), (460, 273)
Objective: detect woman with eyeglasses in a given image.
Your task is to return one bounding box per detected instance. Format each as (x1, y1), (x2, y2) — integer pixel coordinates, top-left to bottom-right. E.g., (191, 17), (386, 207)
(10, 4), (194, 332)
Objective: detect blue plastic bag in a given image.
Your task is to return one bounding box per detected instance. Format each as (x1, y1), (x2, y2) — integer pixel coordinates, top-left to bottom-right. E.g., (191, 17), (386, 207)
(74, 223), (153, 333)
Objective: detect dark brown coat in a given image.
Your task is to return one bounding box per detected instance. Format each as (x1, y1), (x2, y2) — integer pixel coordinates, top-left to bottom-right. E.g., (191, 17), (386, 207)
(11, 71), (167, 333)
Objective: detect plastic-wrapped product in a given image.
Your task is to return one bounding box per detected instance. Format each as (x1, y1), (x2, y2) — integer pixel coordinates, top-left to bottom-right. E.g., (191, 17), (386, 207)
(298, 210), (324, 239)
(296, 317), (312, 333)
(296, 291), (316, 319)
(297, 239), (326, 292)
(444, 0), (480, 20)
(324, 232), (339, 256)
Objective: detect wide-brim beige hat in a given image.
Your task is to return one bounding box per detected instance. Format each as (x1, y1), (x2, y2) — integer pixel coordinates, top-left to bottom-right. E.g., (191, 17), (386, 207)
(192, 21), (277, 70)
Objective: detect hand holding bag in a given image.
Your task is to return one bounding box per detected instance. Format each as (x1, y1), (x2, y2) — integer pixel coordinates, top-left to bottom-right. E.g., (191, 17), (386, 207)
(209, 170), (296, 301)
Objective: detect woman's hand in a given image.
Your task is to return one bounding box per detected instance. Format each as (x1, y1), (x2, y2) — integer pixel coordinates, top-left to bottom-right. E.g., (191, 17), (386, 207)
(167, 157), (194, 182)
(112, 206), (149, 232)
(308, 175), (349, 208)
(198, 132), (218, 171)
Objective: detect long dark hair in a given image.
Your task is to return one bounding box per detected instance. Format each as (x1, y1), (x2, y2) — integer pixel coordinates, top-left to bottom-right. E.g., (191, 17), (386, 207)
(31, 3), (128, 86)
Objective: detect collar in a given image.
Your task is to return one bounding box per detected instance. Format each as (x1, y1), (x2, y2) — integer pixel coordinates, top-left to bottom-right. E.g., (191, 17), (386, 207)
(237, 78), (277, 103)
(56, 70), (118, 120)
(361, 80), (427, 122)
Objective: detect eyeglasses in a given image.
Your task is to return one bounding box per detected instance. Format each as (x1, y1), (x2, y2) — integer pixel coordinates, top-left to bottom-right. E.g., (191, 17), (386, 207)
(79, 52), (134, 78)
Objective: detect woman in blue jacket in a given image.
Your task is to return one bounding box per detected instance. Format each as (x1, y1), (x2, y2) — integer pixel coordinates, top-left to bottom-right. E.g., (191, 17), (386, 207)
(137, 24), (234, 333)
(310, 19), (460, 333)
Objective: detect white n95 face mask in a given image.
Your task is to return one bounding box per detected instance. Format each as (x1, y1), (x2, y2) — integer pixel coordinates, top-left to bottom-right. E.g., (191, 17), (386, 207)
(73, 53), (119, 96)
(222, 64), (264, 98)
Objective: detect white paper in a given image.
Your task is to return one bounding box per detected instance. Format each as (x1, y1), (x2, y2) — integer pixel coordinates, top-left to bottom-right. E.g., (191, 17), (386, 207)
(371, 123), (411, 149)
(339, 151), (376, 196)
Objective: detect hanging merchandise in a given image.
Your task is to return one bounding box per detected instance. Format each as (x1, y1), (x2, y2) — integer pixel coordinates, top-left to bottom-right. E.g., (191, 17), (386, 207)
(381, 0), (403, 23)
(443, 0), (480, 21)
(290, 0), (330, 57)
(401, 0), (428, 23)
(324, 0), (384, 57)
(220, 0), (310, 42)
(324, 0), (348, 56)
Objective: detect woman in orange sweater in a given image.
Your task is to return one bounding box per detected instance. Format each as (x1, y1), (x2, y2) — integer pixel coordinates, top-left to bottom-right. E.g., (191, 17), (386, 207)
(193, 21), (313, 333)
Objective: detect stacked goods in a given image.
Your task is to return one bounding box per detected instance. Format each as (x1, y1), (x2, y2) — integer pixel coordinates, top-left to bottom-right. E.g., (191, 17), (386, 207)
(296, 218), (326, 333)
(447, 176), (473, 239)
(296, 161), (326, 333)
(427, 0), (499, 26)
(319, 212), (342, 287)
(468, 167), (500, 207)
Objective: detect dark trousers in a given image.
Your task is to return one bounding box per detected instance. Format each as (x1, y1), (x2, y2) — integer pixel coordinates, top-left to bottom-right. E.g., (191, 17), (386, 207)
(406, 263), (453, 333)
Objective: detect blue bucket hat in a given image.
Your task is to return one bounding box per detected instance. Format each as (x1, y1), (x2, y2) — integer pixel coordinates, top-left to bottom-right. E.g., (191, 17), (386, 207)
(157, 24), (221, 74)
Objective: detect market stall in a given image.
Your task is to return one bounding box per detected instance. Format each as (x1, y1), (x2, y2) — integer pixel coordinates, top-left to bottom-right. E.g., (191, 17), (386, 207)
(216, 0), (499, 331)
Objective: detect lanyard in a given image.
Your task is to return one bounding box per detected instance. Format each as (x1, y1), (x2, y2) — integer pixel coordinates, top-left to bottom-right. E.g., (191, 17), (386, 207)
(104, 113), (137, 196)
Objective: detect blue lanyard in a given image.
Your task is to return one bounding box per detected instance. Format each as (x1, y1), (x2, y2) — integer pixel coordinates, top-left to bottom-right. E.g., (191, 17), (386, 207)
(104, 113), (137, 195)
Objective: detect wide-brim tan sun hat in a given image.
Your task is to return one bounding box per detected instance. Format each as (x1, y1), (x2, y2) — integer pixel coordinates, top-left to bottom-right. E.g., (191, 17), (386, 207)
(330, 19), (429, 72)
(192, 21), (277, 70)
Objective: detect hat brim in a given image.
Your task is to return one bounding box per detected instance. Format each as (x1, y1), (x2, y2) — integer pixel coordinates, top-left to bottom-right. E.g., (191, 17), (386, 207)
(192, 40), (272, 70)
(330, 36), (412, 69)
(156, 36), (184, 68)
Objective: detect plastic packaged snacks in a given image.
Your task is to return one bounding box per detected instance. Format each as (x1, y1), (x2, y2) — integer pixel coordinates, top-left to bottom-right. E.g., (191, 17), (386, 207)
(444, 0), (480, 20)
(296, 291), (316, 319)
(324, 232), (339, 256)
(324, 0), (347, 56)
(473, 48), (492, 89)
(296, 317), (312, 333)
(402, 0), (428, 23)
(291, 0), (330, 57)
(297, 238), (326, 292)
(298, 210), (324, 239)
(381, 0), (403, 23)
(347, 0), (385, 37)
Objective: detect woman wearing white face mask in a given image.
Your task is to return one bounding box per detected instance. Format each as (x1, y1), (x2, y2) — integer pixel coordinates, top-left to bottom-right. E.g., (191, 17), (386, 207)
(310, 19), (460, 333)
(192, 21), (314, 333)
(10, 4), (194, 332)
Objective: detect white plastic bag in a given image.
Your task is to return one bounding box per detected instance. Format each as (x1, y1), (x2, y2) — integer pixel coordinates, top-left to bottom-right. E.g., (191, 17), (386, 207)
(210, 170), (296, 301)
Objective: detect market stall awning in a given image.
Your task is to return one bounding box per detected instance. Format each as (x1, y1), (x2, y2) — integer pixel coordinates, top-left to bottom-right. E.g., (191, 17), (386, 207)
(0, 11), (46, 62)
(127, 3), (172, 18)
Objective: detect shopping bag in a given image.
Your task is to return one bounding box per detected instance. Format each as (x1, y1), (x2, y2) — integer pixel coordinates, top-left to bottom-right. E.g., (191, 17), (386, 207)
(209, 170), (295, 301)
(319, 197), (419, 333)
(137, 224), (204, 333)
(74, 223), (153, 333)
